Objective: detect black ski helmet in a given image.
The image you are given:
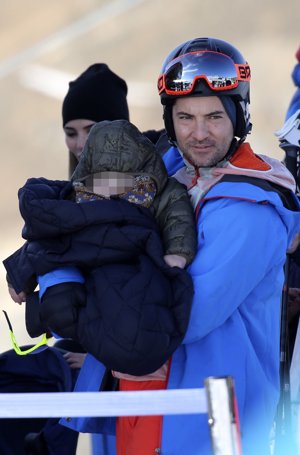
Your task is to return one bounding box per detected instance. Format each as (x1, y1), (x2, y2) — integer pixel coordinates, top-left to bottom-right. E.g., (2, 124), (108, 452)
(158, 37), (252, 144)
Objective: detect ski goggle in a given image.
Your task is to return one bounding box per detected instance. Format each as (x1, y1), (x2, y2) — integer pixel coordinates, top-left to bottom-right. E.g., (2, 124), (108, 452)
(3, 310), (49, 355)
(158, 51), (251, 96)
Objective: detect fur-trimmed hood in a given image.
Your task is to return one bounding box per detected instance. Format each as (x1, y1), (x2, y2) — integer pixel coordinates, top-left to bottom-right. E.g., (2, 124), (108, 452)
(72, 120), (168, 195)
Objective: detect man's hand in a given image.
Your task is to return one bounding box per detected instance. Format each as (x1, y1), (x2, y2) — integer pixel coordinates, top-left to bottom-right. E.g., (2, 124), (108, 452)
(164, 254), (187, 269)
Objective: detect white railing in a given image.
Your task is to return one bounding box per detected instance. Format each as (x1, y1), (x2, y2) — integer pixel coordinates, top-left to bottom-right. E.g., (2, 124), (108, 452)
(0, 376), (241, 455)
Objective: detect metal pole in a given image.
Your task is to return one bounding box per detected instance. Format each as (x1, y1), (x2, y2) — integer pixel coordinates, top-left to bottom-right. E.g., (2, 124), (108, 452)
(205, 377), (242, 455)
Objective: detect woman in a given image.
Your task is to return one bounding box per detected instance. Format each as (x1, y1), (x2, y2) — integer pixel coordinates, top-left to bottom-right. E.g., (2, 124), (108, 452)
(62, 62), (130, 176)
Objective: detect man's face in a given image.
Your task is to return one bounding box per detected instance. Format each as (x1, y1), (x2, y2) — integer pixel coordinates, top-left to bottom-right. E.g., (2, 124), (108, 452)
(172, 96), (234, 167)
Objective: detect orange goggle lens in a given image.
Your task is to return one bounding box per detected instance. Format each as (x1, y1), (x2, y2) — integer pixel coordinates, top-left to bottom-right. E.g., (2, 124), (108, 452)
(158, 51), (250, 96)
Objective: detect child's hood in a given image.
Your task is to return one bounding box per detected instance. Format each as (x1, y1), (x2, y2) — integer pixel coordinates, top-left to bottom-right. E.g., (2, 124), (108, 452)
(72, 120), (168, 194)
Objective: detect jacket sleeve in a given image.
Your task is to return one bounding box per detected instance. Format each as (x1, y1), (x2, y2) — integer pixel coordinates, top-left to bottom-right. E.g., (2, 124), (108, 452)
(3, 243), (37, 294)
(155, 178), (197, 265)
(183, 197), (288, 343)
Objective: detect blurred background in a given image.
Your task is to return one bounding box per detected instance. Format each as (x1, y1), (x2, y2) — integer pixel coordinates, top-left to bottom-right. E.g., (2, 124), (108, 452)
(0, 0), (298, 452)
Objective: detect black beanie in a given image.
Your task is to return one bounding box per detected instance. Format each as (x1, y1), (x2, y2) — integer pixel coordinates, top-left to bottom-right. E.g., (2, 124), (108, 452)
(62, 63), (129, 126)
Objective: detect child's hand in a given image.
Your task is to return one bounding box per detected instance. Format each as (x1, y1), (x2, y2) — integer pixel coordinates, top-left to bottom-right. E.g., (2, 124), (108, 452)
(8, 286), (26, 304)
(164, 254), (187, 269)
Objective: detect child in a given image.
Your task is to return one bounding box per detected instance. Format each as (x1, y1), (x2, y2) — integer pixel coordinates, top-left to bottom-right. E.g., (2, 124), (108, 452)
(4, 119), (196, 376)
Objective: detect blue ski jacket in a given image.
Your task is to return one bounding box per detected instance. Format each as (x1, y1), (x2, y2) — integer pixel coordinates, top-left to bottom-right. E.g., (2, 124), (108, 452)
(160, 144), (300, 455)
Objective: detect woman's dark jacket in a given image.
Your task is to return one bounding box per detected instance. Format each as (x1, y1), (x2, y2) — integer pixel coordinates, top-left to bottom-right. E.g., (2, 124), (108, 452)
(3, 178), (194, 376)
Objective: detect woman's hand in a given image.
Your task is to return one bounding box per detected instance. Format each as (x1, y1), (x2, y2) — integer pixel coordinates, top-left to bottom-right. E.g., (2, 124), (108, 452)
(8, 286), (26, 304)
(288, 287), (300, 322)
(63, 351), (87, 369)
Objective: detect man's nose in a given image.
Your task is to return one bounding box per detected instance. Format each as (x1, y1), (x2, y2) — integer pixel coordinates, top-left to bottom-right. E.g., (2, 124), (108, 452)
(192, 120), (209, 141)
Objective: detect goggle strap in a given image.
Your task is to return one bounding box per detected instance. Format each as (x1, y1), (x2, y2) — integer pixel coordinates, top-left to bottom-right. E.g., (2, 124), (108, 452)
(236, 64), (251, 81)
(2, 310), (48, 355)
(3, 310), (13, 331)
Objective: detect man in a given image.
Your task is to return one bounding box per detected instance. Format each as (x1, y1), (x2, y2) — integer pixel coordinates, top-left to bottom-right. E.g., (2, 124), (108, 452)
(156, 37), (300, 455)
(56, 38), (300, 455)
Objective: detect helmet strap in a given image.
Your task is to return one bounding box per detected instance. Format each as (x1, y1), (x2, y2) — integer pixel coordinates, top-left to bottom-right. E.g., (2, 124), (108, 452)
(163, 104), (177, 145)
(223, 137), (239, 162)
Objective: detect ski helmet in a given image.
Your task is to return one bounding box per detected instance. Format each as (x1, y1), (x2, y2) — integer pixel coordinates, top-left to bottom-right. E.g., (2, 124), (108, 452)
(158, 37), (252, 143)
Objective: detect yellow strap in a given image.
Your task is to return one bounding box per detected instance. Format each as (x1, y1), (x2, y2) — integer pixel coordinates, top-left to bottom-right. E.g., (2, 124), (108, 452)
(3, 310), (49, 355)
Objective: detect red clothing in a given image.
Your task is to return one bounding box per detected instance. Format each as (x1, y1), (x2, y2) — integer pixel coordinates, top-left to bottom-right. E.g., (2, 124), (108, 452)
(116, 378), (167, 455)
